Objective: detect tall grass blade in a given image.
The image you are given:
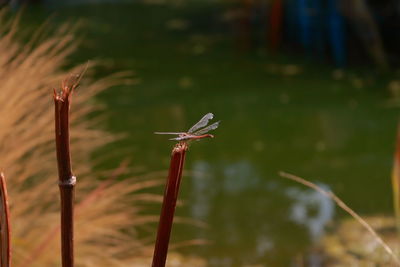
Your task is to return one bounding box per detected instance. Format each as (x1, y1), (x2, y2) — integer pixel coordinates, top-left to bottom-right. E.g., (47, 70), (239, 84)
(392, 123), (400, 234)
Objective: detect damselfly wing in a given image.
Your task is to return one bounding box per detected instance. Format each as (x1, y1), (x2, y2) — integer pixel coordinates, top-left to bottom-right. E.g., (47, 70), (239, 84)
(155, 113), (220, 141)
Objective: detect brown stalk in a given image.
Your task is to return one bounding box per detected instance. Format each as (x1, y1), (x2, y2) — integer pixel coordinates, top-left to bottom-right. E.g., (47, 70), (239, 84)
(54, 73), (83, 267)
(151, 142), (188, 267)
(0, 172), (11, 267)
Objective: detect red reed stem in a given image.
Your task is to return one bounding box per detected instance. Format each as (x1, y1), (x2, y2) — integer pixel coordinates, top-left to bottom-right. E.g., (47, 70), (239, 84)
(0, 172), (11, 267)
(54, 74), (81, 267)
(152, 142), (188, 267)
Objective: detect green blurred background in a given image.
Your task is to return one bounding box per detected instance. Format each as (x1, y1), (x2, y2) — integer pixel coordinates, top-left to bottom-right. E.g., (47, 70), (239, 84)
(13, 0), (400, 265)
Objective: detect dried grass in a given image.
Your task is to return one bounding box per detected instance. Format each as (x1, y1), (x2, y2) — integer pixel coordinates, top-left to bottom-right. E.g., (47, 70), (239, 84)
(0, 12), (158, 266)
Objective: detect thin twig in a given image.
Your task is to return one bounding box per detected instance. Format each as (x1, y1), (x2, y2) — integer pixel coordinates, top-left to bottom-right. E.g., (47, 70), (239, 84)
(0, 172), (11, 267)
(152, 142), (188, 267)
(279, 171), (400, 266)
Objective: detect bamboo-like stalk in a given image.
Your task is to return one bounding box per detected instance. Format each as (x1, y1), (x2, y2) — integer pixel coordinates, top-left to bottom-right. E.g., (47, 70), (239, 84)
(0, 172), (11, 267)
(54, 74), (82, 267)
(151, 142), (188, 267)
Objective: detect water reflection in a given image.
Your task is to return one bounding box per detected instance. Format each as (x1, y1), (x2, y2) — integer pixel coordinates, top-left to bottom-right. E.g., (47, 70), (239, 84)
(191, 160), (262, 220)
(186, 160), (310, 265)
(286, 184), (335, 242)
(190, 161), (216, 221)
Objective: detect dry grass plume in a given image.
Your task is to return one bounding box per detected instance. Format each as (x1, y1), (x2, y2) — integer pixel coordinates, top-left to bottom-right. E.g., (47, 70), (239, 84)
(0, 11), (159, 266)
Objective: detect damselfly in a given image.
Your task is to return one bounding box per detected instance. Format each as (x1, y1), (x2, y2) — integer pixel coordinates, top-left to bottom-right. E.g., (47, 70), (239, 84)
(155, 113), (220, 141)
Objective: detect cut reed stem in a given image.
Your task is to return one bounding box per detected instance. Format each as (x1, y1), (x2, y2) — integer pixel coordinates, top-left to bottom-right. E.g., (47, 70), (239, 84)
(54, 73), (83, 267)
(0, 172), (11, 267)
(152, 142), (188, 267)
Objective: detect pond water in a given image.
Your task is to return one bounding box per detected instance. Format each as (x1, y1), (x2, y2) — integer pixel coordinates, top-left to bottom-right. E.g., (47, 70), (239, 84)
(23, 3), (400, 266)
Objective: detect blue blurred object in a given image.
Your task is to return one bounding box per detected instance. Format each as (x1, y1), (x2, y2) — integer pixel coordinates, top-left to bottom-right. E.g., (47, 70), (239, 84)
(295, 0), (346, 67)
(311, 0), (324, 58)
(298, 0), (324, 58)
(327, 0), (346, 67)
(298, 0), (312, 52)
